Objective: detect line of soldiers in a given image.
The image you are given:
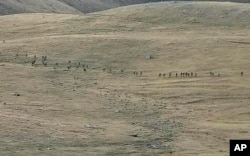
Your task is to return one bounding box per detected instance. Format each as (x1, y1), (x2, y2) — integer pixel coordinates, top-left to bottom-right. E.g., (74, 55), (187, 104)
(10, 53), (247, 77)
(67, 60), (88, 72)
(133, 71), (143, 76)
(159, 72), (197, 77)
(209, 72), (220, 77)
(159, 72), (245, 78)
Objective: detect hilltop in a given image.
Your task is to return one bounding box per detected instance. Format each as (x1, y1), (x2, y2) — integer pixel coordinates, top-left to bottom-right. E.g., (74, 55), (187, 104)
(0, 0), (163, 15)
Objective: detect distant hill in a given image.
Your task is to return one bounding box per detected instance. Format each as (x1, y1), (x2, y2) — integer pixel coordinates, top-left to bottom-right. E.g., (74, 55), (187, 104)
(57, 0), (164, 13)
(0, 0), (165, 15)
(0, 0), (250, 15)
(0, 0), (80, 15)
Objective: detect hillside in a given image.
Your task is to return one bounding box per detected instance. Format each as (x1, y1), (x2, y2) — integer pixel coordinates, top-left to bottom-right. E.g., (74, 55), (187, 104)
(0, 0), (80, 15)
(0, 0), (162, 15)
(1, 0), (250, 15)
(57, 0), (163, 13)
(0, 1), (250, 156)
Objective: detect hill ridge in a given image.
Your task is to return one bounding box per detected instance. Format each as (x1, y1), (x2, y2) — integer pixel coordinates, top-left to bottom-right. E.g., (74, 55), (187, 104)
(1, 0), (250, 15)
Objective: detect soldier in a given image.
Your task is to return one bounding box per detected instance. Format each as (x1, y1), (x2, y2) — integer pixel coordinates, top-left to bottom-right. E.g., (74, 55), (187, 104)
(31, 60), (36, 66)
(169, 72), (171, 78)
(67, 65), (71, 70)
(241, 72), (244, 76)
(210, 72), (215, 77)
(140, 71), (142, 76)
(159, 73), (161, 77)
(176, 73), (178, 77)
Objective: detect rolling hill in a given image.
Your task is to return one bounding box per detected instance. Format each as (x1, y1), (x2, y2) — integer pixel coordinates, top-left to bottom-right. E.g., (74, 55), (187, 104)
(0, 0), (163, 15)
(0, 0), (80, 15)
(1, 0), (250, 15)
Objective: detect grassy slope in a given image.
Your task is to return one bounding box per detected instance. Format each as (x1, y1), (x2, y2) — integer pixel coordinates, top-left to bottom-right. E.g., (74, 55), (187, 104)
(0, 2), (250, 156)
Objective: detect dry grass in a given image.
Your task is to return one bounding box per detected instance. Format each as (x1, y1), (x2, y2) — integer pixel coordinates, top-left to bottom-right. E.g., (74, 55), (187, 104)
(0, 2), (250, 156)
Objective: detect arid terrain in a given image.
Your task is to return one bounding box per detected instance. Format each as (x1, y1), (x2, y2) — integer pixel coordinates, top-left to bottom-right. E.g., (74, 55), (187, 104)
(0, 1), (250, 156)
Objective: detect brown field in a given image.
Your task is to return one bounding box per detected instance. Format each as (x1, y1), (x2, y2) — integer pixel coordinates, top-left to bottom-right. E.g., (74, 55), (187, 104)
(0, 2), (250, 156)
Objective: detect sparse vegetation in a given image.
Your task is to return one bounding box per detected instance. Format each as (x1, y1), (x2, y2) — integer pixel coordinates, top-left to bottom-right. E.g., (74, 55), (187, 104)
(0, 2), (249, 156)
